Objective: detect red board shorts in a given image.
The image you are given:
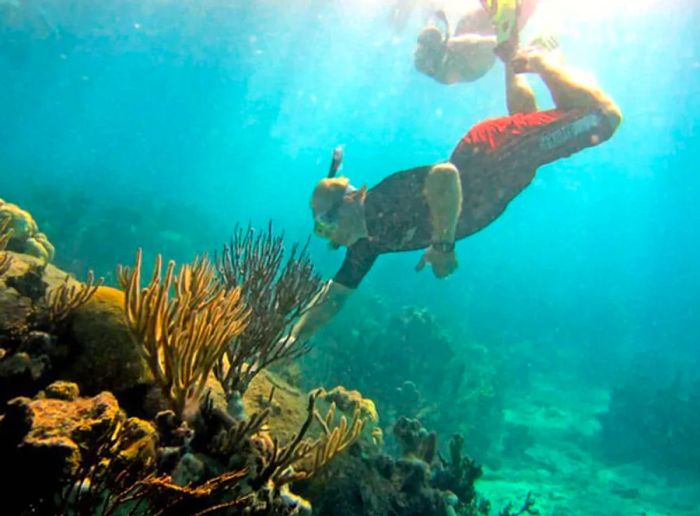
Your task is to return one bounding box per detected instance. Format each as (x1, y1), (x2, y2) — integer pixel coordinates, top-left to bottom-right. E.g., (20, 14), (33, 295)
(450, 108), (614, 170)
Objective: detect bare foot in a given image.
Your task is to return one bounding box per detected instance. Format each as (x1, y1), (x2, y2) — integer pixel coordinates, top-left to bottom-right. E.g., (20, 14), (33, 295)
(510, 35), (560, 74)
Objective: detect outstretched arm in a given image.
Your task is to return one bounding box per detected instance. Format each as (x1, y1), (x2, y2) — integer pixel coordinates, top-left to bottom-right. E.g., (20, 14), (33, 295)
(291, 242), (378, 341)
(290, 280), (354, 342)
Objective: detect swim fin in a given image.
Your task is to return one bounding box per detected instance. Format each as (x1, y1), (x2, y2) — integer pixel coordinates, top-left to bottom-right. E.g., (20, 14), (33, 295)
(481, 0), (520, 44)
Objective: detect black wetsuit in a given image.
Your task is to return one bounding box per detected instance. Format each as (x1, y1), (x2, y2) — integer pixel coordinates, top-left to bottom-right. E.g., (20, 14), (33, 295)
(334, 107), (616, 288)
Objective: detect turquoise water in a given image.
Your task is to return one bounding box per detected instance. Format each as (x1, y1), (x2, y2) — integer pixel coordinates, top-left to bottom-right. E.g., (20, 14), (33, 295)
(2, 0), (700, 513)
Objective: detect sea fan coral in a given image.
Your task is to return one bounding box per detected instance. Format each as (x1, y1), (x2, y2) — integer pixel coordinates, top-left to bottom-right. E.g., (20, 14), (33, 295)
(214, 223), (323, 400)
(44, 271), (104, 325)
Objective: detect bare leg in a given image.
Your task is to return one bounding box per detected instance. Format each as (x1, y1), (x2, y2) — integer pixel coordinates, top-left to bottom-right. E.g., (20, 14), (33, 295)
(506, 65), (537, 115)
(520, 52), (622, 129)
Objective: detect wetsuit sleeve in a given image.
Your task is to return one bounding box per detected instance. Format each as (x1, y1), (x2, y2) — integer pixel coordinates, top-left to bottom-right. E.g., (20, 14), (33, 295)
(333, 239), (379, 289)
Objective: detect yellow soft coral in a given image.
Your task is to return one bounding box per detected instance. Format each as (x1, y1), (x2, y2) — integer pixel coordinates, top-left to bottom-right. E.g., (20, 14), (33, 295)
(0, 198), (55, 262)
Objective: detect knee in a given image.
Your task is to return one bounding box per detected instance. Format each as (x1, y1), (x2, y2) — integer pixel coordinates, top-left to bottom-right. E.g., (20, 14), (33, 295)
(601, 100), (622, 135)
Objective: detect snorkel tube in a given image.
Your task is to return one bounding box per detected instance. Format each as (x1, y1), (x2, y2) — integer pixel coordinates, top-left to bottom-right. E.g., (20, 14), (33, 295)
(328, 145), (343, 178)
(434, 10), (450, 45)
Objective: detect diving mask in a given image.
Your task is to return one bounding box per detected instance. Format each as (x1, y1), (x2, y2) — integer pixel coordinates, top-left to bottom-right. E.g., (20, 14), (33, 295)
(313, 184), (357, 238)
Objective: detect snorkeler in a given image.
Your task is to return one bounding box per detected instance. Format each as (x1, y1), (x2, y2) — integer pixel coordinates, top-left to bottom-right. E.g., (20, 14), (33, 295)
(290, 46), (622, 343)
(414, 0), (538, 84)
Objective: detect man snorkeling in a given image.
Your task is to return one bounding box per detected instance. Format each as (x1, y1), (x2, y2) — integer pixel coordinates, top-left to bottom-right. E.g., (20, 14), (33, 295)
(290, 45), (622, 343)
(414, 0), (538, 84)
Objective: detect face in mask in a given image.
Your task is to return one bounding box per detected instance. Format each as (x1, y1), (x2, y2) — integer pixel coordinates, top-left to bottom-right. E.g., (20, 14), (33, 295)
(311, 180), (367, 247)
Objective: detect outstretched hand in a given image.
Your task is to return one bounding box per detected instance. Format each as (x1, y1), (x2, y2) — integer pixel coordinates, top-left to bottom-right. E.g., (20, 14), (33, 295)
(415, 246), (458, 278)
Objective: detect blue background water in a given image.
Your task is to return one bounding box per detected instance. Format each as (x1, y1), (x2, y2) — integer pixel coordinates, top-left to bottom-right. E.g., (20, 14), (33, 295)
(0, 0), (700, 364)
(1, 0), (699, 398)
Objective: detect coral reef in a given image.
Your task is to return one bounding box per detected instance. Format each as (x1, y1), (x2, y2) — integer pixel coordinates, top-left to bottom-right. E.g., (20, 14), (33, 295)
(0, 213), (513, 514)
(394, 416), (438, 463)
(0, 197), (55, 262)
(0, 218), (389, 514)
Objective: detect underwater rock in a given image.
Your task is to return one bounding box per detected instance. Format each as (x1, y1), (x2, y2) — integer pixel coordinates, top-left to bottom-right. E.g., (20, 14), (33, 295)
(0, 351), (47, 381)
(0, 381), (157, 511)
(0, 198), (55, 262)
(43, 379), (80, 401)
(65, 285), (151, 395)
(1, 385), (122, 477)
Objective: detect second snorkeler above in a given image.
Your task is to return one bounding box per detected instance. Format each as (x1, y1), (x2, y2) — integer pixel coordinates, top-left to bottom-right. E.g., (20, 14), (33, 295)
(414, 0), (539, 84)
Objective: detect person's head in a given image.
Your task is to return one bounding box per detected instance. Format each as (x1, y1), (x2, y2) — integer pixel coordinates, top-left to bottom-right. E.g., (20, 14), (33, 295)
(414, 26), (446, 77)
(311, 176), (368, 248)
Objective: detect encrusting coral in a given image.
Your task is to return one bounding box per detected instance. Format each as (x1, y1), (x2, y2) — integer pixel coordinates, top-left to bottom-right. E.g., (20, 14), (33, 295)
(0, 197), (55, 262)
(214, 223), (324, 400)
(0, 217), (13, 276)
(117, 249), (249, 421)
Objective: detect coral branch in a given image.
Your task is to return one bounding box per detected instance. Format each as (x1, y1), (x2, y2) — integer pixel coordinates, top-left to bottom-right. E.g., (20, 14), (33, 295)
(45, 271), (104, 324)
(214, 223), (323, 399)
(117, 249), (249, 420)
(211, 406), (271, 457)
(253, 389), (368, 488)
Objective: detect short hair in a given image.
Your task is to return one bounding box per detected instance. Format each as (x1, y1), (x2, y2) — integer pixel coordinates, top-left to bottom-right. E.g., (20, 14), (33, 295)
(311, 176), (350, 215)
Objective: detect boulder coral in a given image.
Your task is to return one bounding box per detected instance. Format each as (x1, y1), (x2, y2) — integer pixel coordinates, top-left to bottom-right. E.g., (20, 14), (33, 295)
(0, 198), (55, 262)
(65, 285), (152, 396)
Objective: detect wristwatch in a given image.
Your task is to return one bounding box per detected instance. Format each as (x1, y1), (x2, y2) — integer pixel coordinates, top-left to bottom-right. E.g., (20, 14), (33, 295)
(431, 241), (455, 253)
